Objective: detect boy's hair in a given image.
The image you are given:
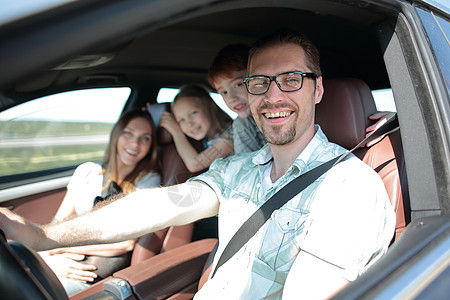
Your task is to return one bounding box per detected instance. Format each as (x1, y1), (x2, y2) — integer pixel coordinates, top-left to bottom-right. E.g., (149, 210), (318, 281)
(248, 28), (322, 77)
(173, 83), (232, 135)
(207, 43), (250, 88)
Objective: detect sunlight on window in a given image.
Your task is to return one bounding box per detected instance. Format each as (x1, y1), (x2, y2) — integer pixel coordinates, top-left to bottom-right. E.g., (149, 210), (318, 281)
(0, 87), (130, 123)
(372, 89), (396, 112)
(157, 88), (238, 119)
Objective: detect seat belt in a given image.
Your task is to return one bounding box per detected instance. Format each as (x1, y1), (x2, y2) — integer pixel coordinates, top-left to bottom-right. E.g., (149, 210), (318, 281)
(210, 114), (399, 278)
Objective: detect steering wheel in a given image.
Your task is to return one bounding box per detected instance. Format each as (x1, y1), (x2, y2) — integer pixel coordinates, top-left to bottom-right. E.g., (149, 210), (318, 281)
(0, 229), (68, 300)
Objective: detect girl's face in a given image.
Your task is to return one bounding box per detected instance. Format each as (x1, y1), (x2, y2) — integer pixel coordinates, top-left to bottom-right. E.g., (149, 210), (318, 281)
(173, 96), (213, 140)
(116, 117), (152, 168)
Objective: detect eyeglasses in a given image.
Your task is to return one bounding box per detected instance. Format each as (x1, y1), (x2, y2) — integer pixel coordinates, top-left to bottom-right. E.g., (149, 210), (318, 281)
(243, 71), (317, 95)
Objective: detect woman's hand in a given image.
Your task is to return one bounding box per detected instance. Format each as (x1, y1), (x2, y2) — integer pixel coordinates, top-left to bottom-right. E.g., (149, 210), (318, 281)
(160, 111), (182, 136)
(365, 111), (396, 147)
(40, 251), (98, 283)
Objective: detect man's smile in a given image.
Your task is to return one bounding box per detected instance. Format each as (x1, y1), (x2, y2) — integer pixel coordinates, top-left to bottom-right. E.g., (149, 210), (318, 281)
(264, 111), (292, 119)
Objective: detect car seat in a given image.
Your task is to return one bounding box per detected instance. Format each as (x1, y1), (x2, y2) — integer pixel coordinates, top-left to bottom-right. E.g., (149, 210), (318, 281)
(315, 77), (410, 240)
(129, 103), (204, 266)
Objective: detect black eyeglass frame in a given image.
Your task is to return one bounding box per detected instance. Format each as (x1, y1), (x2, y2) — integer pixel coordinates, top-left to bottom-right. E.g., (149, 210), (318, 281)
(243, 71), (317, 95)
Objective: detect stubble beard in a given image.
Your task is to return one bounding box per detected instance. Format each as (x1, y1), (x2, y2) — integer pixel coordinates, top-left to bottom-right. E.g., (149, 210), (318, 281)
(254, 104), (298, 145)
(260, 122), (297, 145)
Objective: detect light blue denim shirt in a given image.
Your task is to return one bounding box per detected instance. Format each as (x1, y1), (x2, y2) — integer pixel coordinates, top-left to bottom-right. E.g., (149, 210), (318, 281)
(192, 126), (395, 299)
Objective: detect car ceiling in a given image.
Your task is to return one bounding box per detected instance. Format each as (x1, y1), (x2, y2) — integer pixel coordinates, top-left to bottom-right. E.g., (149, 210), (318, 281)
(0, 0), (397, 110)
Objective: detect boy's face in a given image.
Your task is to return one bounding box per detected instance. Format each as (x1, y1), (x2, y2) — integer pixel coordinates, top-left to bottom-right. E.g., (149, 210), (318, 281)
(214, 70), (251, 118)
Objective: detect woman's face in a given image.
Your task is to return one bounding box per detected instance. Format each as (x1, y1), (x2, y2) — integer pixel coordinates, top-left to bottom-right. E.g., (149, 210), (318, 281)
(173, 96), (213, 140)
(116, 117), (152, 168)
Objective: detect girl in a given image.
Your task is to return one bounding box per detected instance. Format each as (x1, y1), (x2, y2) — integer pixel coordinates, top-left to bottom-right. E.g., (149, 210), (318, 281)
(160, 84), (234, 172)
(40, 108), (161, 296)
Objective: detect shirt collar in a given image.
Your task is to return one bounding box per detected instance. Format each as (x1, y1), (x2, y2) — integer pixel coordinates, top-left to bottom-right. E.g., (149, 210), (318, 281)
(251, 125), (329, 171)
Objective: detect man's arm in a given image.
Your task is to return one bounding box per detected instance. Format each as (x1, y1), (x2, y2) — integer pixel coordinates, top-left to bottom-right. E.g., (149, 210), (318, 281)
(0, 181), (219, 251)
(282, 250), (349, 299)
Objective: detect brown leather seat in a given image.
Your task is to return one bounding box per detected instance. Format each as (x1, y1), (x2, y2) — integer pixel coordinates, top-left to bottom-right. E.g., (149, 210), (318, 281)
(316, 78), (410, 240)
(130, 103), (205, 265)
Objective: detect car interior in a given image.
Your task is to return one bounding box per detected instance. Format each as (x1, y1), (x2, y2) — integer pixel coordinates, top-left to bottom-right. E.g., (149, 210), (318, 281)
(0, 0), (448, 299)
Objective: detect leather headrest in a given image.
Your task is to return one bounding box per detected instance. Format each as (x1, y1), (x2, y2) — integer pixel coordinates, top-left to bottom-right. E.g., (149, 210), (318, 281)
(147, 103), (173, 145)
(315, 78), (377, 149)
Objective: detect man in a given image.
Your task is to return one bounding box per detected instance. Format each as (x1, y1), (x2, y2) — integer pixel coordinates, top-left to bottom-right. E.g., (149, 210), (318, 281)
(0, 29), (395, 299)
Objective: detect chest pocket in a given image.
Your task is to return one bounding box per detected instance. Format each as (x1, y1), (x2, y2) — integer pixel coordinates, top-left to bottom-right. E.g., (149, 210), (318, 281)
(254, 207), (310, 272)
(272, 207), (309, 233)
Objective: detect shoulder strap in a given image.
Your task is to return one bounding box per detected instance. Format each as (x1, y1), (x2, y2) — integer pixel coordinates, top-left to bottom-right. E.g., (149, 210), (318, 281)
(210, 114), (399, 278)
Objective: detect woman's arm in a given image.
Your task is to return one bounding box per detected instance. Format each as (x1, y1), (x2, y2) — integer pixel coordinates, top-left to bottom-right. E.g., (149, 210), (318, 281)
(52, 183), (77, 222)
(53, 162), (103, 222)
(39, 250), (98, 283)
(160, 112), (233, 172)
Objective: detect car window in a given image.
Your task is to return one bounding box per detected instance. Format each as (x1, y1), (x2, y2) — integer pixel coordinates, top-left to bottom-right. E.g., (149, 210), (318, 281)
(416, 6), (450, 93)
(372, 89), (397, 112)
(0, 87), (130, 177)
(157, 87), (238, 119)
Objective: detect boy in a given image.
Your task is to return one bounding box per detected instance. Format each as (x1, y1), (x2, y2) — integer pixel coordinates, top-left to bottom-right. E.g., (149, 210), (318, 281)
(207, 44), (266, 154)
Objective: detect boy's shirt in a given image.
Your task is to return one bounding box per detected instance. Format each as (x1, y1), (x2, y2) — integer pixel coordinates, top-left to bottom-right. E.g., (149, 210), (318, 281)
(232, 116), (266, 154)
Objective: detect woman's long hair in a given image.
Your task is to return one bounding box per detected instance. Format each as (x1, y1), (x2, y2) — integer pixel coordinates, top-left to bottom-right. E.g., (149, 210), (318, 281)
(102, 108), (159, 193)
(173, 83), (232, 136)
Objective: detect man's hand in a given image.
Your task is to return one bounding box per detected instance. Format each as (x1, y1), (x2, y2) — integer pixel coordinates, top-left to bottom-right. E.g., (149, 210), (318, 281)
(0, 207), (43, 248)
(40, 251), (98, 283)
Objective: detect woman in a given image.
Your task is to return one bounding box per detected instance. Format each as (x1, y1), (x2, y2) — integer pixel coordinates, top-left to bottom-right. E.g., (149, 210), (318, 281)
(40, 108), (161, 296)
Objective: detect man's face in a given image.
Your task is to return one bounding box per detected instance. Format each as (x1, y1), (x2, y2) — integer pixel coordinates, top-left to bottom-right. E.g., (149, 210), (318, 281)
(214, 70), (251, 118)
(247, 43), (323, 146)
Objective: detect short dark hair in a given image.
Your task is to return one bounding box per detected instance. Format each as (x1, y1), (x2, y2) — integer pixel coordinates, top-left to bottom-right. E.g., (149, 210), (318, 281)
(248, 28), (322, 77)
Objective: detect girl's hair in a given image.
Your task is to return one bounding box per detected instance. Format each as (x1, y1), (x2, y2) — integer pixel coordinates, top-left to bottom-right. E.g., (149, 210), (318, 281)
(207, 43), (250, 88)
(173, 83), (232, 136)
(248, 28), (322, 77)
(102, 108), (159, 193)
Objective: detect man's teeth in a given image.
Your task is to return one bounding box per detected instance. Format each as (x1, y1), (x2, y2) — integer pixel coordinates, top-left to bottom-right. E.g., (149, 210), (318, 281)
(265, 111), (291, 118)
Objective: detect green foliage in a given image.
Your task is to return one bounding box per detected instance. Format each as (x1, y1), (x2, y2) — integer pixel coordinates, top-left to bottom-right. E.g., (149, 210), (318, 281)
(0, 121), (114, 176)
(0, 120), (113, 138)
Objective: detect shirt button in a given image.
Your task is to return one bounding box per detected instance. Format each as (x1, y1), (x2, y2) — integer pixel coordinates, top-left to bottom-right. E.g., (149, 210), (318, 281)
(256, 183), (261, 188)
